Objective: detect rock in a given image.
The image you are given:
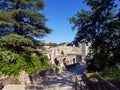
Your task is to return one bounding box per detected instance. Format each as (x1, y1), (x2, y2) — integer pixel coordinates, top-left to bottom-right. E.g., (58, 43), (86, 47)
(2, 85), (25, 90)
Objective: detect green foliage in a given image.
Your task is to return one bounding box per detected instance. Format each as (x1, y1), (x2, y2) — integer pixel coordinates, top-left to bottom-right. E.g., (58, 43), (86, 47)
(70, 0), (120, 78)
(49, 42), (58, 47)
(100, 63), (120, 79)
(22, 54), (54, 74)
(0, 0), (51, 39)
(0, 33), (34, 53)
(86, 63), (120, 79)
(86, 53), (109, 71)
(66, 42), (73, 46)
(0, 0), (52, 78)
(42, 42), (72, 47)
(0, 50), (26, 77)
(42, 42), (58, 47)
(59, 42), (69, 45)
(0, 50), (53, 77)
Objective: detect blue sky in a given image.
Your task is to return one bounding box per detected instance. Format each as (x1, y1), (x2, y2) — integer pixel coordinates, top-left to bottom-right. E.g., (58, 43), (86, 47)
(42, 0), (88, 44)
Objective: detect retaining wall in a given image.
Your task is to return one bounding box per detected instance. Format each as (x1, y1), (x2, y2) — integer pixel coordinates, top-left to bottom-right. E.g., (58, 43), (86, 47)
(29, 68), (59, 84)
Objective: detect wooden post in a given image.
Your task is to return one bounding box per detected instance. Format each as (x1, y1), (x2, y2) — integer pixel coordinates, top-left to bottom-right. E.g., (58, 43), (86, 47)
(98, 77), (102, 90)
(75, 75), (78, 90)
(96, 75), (119, 90)
(82, 74), (120, 90)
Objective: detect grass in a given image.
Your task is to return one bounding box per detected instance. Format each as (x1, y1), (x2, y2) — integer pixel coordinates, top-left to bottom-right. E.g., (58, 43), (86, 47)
(86, 69), (120, 79)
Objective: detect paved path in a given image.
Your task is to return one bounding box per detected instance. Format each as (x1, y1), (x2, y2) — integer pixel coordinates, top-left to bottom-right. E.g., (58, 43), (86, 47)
(27, 65), (87, 90)
(2, 85), (25, 90)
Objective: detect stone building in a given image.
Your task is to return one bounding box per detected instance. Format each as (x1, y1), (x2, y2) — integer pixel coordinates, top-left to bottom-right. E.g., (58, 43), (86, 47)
(46, 43), (90, 65)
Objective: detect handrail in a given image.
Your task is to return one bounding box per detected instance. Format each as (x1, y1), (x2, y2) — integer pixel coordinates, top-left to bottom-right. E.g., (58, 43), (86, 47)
(81, 74), (120, 90)
(95, 74), (119, 90)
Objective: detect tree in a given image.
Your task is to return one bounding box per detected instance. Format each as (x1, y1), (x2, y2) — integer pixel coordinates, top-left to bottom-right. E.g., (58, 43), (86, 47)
(0, 0), (52, 77)
(0, 33), (34, 53)
(59, 42), (68, 45)
(49, 42), (58, 47)
(70, 0), (120, 71)
(0, 0), (51, 40)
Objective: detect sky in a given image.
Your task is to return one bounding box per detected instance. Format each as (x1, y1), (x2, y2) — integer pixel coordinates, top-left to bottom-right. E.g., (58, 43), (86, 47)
(42, 0), (88, 44)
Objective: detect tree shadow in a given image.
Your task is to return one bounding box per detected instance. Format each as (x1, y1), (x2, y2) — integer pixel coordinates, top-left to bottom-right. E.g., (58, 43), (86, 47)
(28, 72), (76, 90)
(27, 65), (87, 90)
(39, 72), (75, 86)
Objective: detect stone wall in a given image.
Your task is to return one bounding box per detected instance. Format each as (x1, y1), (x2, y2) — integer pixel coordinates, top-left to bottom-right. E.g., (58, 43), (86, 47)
(54, 54), (82, 65)
(0, 68), (59, 87)
(29, 68), (59, 84)
(0, 77), (20, 86)
(46, 43), (90, 65)
(18, 70), (31, 85)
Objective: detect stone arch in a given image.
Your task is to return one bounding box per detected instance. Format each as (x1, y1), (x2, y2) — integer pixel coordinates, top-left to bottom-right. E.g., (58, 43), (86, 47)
(54, 58), (59, 66)
(73, 58), (75, 64)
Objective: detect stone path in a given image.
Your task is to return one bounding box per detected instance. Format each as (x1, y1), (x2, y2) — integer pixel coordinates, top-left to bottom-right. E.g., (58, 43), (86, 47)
(27, 65), (87, 90)
(2, 85), (25, 90)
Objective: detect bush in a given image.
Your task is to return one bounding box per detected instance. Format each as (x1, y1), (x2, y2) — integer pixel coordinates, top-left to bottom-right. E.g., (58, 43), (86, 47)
(0, 50), (26, 77)
(0, 50), (53, 78)
(101, 63), (120, 79)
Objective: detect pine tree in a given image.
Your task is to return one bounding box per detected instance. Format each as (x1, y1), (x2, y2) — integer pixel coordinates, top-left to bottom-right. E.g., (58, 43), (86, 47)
(0, 0), (51, 38)
(0, 0), (52, 77)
